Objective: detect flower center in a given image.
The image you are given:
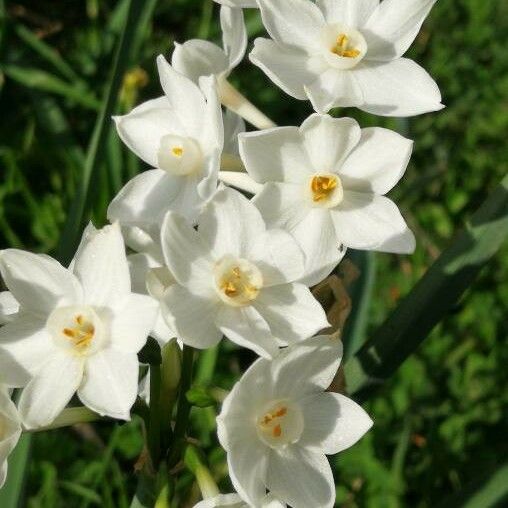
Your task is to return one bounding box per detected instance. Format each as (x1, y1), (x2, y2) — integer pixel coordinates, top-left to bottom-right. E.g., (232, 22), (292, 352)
(320, 24), (367, 70)
(157, 134), (203, 176)
(309, 174), (344, 208)
(214, 255), (263, 307)
(332, 34), (360, 58)
(47, 306), (105, 355)
(256, 399), (303, 448)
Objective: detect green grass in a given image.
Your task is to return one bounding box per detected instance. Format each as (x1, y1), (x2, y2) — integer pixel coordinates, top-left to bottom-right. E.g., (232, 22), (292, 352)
(0, 0), (507, 506)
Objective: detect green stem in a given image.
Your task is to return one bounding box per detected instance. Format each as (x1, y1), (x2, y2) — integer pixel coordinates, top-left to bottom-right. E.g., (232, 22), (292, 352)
(148, 364), (162, 467)
(167, 346), (194, 468)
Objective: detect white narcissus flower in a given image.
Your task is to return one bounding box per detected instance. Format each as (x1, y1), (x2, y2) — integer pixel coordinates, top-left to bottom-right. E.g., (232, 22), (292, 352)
(194, 492), (285, 507)
(173, 6), (247, 84)
(0, 292), (19, 325)
(217, 335), (373, 508)
(108, 55), (224, 228)
(0, 389), (21, 488)
(0, 223), (158, 429)
(239, 113), (415, 286)
(160, 187), (329, 359)
(250, 0), (444, 116)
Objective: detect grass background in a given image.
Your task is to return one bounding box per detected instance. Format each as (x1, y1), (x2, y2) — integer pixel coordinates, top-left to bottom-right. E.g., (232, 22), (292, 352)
(0, 0), (507, 506)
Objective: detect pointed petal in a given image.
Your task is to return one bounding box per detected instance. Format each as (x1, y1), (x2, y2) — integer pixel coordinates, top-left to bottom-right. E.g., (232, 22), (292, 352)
(317, 0), (379, 26)
(114, 96), (176, 167)
(156, 55), (207, 139)
(272, 335), (343, 398)
(198, 74), (224, 152)
(254, 284), (329, 344)
(221, 6), (248, 68)
(304, 68), (363, 114)
(73, 223), (131, 308)
(216, 305), (279, 358)
(0, 315), (54, 387)
(171, 40), (229, 83)
(266, 446), (335, 508)
(257, 0), (325, 50)
(331, 192), (415, 252)
(160, 211), (215, 288)
(78, 348), (138, 420)
(198, 187), (266, 259)
(248, 229), (305, 286)
(161, 284), (222, 349)
(355, 59), (443, 117)
(239, 126), (312, 184)
(110, 294), (158, 353)
(0, 250), (82, 317)
(223, 109), (246, 155)
(364, 0), (438, 60)
(300, 114), (361, 172)
(249, 38), (316, 100)
(299, 392), (373, 454)
(339, 127), (413, 194)
(19, 351), (83, 429)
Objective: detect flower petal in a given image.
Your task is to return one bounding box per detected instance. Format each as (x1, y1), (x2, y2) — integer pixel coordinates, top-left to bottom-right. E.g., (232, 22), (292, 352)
(198, 187), (266, 259)
(266, 446), (335, 508)
(299, 392), (373, 454)
(363, 0), (437, 60)
(250, 38), (317, 100)
(110, 294), (158, 353)
(156, 55), (207, 139)
(223, 109), (246, 155)
(221, 6), (248, 68)
(172, 40), (229, 83)
(317, 0), (379, 26)
(254, 284), (329, 344)
(0, 250), (82, 317)
(198, 75), (224, 153)
(248, 229), (305, 285)
(339, 127), (413, 194)
(161, 284), (222, 349)
(160, 211), (215, 288)
(73, 223), (131, 308)
(216, 305), (279, 358)
(239, 126), (312, 184)
(355, 58), (443, 117)
(331, 192), (415, 252)
(272, 335), (343, 398)
(78, 348), (138, 420)
(0, 291), (19, 324)
(0, 314), (54, 387)
(300, 114), (361, 172)
(113, 96), (177, 167)
(304, 68), (363, 114)
(257, 0), (325, 50)
(19, 351), (84, 429)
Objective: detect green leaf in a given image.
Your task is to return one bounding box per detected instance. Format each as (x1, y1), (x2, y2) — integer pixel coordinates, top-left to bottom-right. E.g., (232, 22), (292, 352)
(341, 251), (376, 361)
(1, 65), (99, 110)
(56, 0), (148, 264)
(345, 173), (508, 399)
(0, 433), (32, 508)
(436, 462), (508, 508)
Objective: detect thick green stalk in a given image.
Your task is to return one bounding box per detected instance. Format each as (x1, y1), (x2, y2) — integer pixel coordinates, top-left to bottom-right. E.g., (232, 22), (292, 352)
(167, 346), (194, 469)
(148, 364), (162, 467)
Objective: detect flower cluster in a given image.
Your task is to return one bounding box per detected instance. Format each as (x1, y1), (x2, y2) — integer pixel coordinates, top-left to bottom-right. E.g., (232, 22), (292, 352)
(0, 1), (443, 506)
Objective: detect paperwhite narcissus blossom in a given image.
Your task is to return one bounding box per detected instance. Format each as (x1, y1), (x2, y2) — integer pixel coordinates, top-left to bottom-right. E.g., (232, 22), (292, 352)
(108, 56), (224, 227)
(250, 0), (444, 116)
(194, 492), (285, 507)
(0, 223), (158, 429)
(0, 389), (21, 488)
(160, 187), (329, 359)
(173, 6), (247, 84)
(239, 113), (415, 286)
(217, 336), (373, 508)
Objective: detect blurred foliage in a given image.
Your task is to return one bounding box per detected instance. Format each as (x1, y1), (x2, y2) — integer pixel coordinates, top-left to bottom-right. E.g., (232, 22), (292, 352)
(0, 0), (507, 507)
